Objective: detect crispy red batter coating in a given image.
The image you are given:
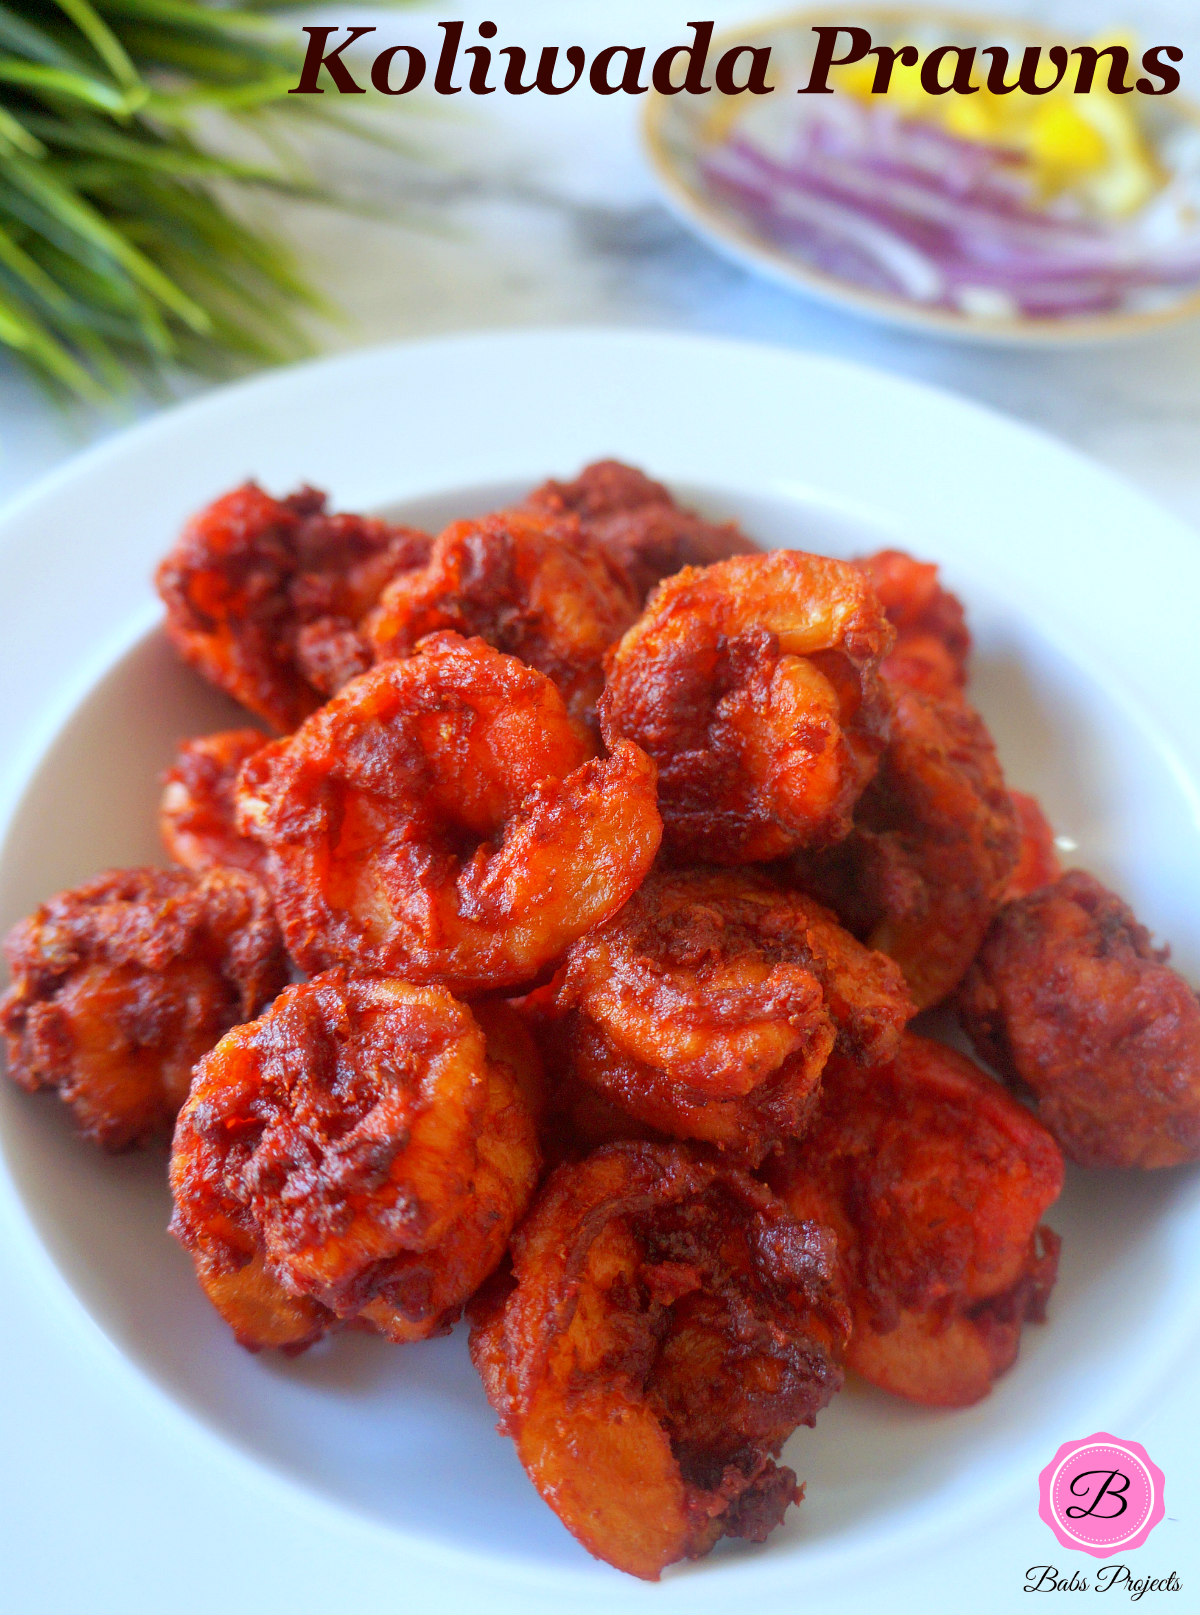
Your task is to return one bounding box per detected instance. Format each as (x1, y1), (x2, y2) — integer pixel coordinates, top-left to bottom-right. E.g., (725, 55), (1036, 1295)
(544, 1014), (826, 1166)
(236, 633), (662, 994)
(959, 871), (1200, 1168)
(601, 552), (894, 863)
(855, 549), (970, 701)
(364, 507), (639, 732)
(156, 483), (430, 731)
(553, 868), (913, 1161)
(766, 1034), (1063, 1407)
(160, 729), (270, 877)
(469, 1141), (849, 1579)
(1, 866), (286, 1150)
(524, 460), (757, 601)
(170, 973), (542, 1351)
(1006, 790), (1063, 900)
(503, 982), (668, 1166)
(790, 551), (1013, 1003)
(541, 1052), (670, 1164)
(789, 679), (1019, 1009)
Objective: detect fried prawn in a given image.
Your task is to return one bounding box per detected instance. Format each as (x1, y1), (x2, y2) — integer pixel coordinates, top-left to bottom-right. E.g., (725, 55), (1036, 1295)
(236, 633), (662, 993)
(854, 548), (969, 701)
(602, 552), (894, 862)
(156, 483), (430, 731)
(364, 507), (638, 732)
(959, 870), (1200, 1167)
(789, 680), (1019, 1009)
(170, 973), (542, 1351)
(1006, 790), (1063, 900)
(525, 459), (757, 601)
(469, 1141), (849, 1579)
(1, 866), (286, 1150)
(160, 728), (270, 877)
(553, 867), (913, 1160)
(767, 1034), (1063, 1407)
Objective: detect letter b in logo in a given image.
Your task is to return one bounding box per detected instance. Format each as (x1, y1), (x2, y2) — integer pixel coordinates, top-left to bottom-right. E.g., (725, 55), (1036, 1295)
(1039, 1435), (1164, 1555)
(1063, 1468), (1129, 1520)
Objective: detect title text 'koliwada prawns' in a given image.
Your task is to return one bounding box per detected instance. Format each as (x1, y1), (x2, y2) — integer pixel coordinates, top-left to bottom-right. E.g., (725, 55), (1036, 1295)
(601, 551), (895, 864)
(156, 483), (431, 732)
(170, 973), (542, 1352)
(524, 459), (758, 602)
(959, 870), (1200, 1169)
(235, 632), (662, 994)
(160, 729), (271, 878)
(1, 866), (287, 1151)
(469, 1141), (849, 1580)
(552, 867), (913, 1162)
(766, 1035), (1064, 1408)
(364, 506), (640, 734)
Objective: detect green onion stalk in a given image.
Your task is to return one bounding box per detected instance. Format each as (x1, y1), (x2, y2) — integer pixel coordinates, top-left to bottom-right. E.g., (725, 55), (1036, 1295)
(0, 2), (404, 402)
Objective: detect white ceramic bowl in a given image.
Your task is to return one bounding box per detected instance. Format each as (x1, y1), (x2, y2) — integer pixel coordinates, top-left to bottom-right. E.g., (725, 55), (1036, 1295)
(1, 329), (1197, 1614)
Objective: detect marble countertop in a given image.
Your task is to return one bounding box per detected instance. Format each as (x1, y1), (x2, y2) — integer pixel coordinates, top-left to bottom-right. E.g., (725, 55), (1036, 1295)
(3, 0), (1200, 528)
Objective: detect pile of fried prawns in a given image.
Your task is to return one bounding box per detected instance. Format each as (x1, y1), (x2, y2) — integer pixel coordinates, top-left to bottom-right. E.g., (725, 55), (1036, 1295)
(4, 463), (1199, 1580)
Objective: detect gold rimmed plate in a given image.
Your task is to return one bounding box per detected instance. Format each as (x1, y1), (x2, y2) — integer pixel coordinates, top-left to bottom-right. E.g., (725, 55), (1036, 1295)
(643, 5), (1200, 344)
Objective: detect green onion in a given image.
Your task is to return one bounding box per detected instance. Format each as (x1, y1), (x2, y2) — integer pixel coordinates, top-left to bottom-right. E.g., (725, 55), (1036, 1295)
(0, 1), (411, 401)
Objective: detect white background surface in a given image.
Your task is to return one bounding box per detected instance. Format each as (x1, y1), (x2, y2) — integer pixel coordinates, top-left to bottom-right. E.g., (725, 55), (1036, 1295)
(3, 4), (1200, 1611)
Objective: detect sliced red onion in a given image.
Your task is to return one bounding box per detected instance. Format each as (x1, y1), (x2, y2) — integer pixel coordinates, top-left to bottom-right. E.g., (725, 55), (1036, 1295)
(699, 99), (1200, 321)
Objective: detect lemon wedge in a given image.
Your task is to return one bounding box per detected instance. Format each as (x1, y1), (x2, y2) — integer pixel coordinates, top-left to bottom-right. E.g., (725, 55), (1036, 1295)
(831, 37), (1163, 216)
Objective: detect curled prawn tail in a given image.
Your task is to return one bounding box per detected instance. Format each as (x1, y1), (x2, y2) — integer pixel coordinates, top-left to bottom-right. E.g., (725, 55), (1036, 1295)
(602, 551), (895, 863)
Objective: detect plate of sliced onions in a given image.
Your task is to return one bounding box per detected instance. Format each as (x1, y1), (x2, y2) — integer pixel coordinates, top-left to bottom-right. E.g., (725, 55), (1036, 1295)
(643, 5), (1200, 342)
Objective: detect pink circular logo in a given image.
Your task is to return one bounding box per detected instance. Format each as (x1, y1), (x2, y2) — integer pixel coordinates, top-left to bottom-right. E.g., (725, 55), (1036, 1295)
(1038, 1434), (1165, 1557)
